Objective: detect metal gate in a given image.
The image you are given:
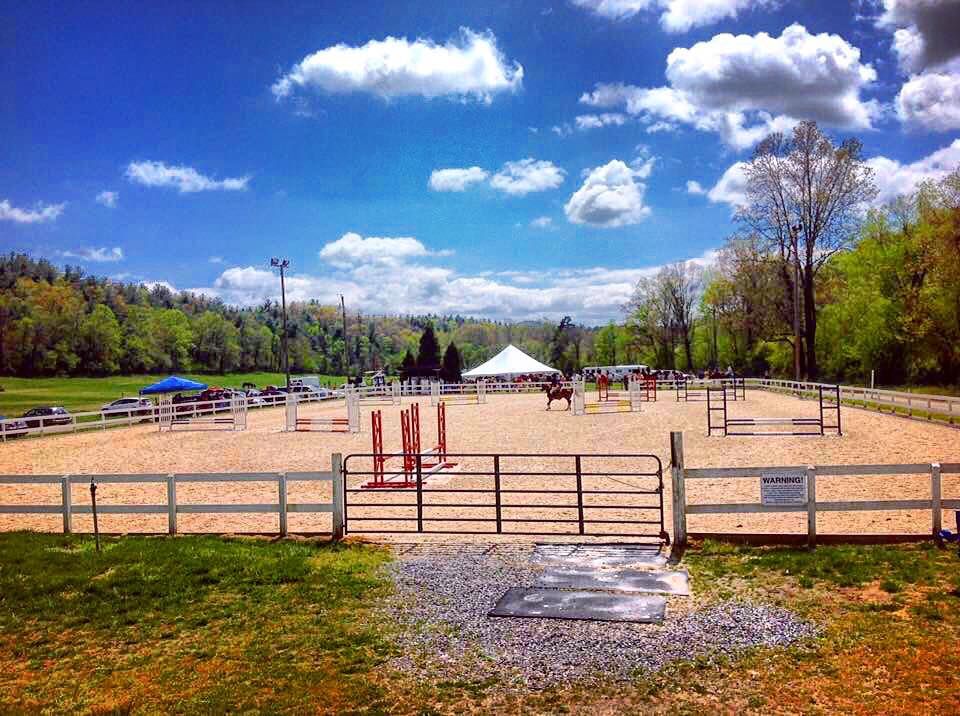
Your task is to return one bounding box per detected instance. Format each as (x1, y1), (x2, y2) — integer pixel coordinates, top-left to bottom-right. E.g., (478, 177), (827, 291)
(342, 453), (667, 543)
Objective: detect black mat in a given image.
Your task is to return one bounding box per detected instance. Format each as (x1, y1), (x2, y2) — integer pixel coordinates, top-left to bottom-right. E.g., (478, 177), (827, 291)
(489, 587), (666, 623)
(531, 544), (667, 569)
(536, 567), (689, 595)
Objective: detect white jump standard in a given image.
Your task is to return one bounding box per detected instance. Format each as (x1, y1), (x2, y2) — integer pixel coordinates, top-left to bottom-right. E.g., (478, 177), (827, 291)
(430, 381), (487, 406)
(572, 376), (642, 415)
(158, 395), (248, 432)
(284, 388), (360, 433)
(707, 384), (842, 436)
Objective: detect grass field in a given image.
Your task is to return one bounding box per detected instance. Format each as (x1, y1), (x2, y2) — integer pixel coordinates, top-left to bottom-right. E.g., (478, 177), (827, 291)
(2, 533), (958, 713)
(0, 373), (347, 415)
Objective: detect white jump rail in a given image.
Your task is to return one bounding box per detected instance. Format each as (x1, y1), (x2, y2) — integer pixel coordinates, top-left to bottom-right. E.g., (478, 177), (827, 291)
(0, 454), (346, 539)
(669, 431), (960, 548)
(285, 389), (360, 433)
(429, 380), (488, 406)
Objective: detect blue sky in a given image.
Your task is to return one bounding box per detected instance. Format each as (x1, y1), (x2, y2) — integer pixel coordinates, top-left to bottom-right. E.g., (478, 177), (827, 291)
(2, 0), (959, 323)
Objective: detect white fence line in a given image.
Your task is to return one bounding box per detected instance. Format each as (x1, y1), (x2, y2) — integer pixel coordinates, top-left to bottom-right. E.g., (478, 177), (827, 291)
(669, 431), (960, 548)
(0, 454), (345, 538)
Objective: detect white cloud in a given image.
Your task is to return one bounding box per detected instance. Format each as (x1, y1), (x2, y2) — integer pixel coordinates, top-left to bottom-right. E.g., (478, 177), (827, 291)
(878, 0), (960, 73)
(95, 191), (118, 208)
(530, 216), (554, 228)
(428, 167), (489, 192)
(700, 161), (749, 211)
(125, 161), (250, 193)
(896, 70), (960, 130)
(686, 180), (706, 195)
(209, 256), (224, 264)
(580, 24), (877, 149)
(61, 247), (124, 263)
(572, 0), (778, 31)
(867, 139), (960, 205)
(143, 280), (177, 293)
(272, 28), (523, 104)
(0, 199), (65, 224)
(318, 232), (451, 269)
(575, 112), (628, 130)
(551, 123), (574, 137)
(490, 159), (566, 196)
(564, 158), (653, 227)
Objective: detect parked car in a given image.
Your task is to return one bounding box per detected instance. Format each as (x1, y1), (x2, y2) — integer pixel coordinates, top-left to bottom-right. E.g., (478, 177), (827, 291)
(242, 389), (264, 406)
(0, 415), (28, 437)
(260, 386), (287, 405)
(21, 406), (71, 429)
(101, 397), (154, 418)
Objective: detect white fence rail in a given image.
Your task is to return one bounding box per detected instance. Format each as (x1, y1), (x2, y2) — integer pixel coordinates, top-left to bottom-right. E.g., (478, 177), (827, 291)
(0, 454), (345, 538)
(669, 431), (960, 548)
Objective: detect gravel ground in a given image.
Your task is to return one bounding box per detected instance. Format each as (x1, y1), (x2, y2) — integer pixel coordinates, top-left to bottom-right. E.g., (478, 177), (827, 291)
(385, 546), (819, 687)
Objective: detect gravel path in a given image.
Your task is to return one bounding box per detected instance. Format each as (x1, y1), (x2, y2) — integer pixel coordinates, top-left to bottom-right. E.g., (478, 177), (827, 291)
(386, 546), (818, 687)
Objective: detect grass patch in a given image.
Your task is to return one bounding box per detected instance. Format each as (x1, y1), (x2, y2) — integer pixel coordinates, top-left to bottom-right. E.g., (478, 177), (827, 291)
(0, 532), (393, 713)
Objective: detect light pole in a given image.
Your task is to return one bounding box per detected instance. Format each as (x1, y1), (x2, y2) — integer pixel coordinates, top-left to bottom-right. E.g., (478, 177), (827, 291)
(270, 257), (290, 390)
(789, 224), (802, 381)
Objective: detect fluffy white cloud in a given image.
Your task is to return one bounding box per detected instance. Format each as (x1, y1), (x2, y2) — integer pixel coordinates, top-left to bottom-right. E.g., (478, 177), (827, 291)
(428, 167), (489, 192)
(686, 180), (706, 195)
(580, 24), (877, 149)
(575, 113), (628, 130)
(61, 247), (124, 263)
(0, 199), (65, 224)
(95, 191), (118, 208)
(192, 242), (721, 324)
(570, 0), (653, 20)
(878, 0), (960, 73)
(572, 0), (775, 31)
(530, 216), (554, 228)
(318, 232), (449, 269)
(272, 28), (522, 104)
(896, 70), (960, 130)
(489, 159), (566, 196)
(125, 161), (250, 193)
(867, 139), (960, 205)
(564, 159), (653, 227)
(696, 161), (749, 210)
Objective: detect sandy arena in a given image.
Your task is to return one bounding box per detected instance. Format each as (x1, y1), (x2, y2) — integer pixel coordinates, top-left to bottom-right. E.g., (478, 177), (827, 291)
(1, 389), (957, 538)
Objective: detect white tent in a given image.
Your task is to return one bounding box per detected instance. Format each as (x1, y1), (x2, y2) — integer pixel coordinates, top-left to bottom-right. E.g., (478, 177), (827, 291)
(462, 344), (561, 378)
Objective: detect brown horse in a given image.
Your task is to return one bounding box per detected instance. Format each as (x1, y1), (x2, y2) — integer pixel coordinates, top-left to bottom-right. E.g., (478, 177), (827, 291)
(543, 383), (572, 410)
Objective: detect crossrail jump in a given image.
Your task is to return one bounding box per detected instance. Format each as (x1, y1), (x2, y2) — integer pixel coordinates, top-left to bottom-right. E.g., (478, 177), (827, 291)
(364, 401), (457, 488)
(707, 383), (841, 436)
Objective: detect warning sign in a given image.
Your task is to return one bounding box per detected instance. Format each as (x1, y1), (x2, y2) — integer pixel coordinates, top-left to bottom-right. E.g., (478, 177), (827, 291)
(760, 470), (807, 506)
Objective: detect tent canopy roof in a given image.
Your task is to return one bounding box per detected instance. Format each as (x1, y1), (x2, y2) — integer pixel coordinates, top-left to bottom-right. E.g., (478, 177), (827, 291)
(462, 344), (560, 378)
(140, 375), (208, 395)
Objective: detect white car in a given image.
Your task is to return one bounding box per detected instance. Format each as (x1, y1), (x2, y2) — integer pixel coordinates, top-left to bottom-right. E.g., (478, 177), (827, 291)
(102, 397), (153, 417)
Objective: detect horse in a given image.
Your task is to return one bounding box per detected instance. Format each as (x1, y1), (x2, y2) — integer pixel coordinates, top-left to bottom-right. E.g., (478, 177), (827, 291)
(543, 382), (572, 410)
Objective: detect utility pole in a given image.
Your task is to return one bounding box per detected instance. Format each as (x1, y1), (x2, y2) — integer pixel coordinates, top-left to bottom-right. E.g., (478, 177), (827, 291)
(790, 224), (802, 381)
(340, 294), (349, 381)
(270, 257), (291, 389)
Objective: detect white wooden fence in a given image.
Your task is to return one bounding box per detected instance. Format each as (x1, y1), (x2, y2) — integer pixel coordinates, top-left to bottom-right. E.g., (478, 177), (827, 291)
(0, 455), (345, 539)
(669, 431), (960, 547)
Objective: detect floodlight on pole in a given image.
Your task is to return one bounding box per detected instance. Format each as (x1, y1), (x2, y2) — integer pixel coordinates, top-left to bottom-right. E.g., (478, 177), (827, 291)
(270, 257), (291, 390)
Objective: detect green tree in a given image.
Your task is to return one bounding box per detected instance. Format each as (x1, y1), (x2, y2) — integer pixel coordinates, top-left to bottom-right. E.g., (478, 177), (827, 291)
(193, 311), (241, 373)
(441, 342), (462, 382)
(149, 309), (193, 372)
(417, 324), (440, 370)
(77, 305), (123, 375)
(593, 323), (619, 365)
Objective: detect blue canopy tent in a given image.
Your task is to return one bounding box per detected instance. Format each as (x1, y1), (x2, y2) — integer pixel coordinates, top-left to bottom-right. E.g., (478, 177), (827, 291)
(139, 376), (208, 395)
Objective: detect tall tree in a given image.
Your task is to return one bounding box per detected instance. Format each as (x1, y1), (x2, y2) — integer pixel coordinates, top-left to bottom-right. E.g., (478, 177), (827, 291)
(441, 342), (462, 382)
(739, 120), (877, 378)
(416, 324), (440, 370)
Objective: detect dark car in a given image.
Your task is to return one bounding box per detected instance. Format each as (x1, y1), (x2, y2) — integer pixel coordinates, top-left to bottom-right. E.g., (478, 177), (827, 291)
(0, 415), (28, 437)
(259, 386), (287, 405)
(21, 406), (71, 429)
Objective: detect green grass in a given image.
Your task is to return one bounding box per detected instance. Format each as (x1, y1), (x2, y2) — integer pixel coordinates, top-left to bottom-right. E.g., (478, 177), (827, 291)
(0, 373), (347, 415)
(0, 532), (393, 713)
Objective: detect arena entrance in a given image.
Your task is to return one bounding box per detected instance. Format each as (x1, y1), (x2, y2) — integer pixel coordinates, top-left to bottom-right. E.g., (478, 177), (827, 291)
(342, 453), (668, 544)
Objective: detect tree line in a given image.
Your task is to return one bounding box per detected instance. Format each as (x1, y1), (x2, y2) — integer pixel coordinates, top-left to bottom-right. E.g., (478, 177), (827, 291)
(0, 254), (604, 378)
(622, 121), (959, 386)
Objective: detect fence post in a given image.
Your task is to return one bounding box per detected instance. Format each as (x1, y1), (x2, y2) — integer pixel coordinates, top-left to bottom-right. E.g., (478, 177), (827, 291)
(61, 475), (72, 534)
(932, 462), (942, 541)
(278, 473), (288, 537)
(167, 474), (177, 534)
(806, 466), (817, 549)
(331, 453), (344, 541)
(669, 432), (687, 550)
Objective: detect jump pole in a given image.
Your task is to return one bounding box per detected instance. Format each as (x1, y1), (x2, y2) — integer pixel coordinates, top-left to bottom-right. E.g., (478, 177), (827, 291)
(285, 389), (360, 433)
